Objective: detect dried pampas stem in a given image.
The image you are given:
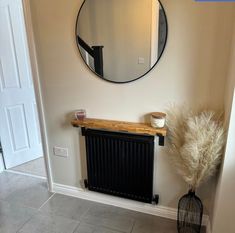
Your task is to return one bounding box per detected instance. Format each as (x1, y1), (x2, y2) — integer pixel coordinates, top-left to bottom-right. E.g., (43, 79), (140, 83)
(166, 105), (225, 190)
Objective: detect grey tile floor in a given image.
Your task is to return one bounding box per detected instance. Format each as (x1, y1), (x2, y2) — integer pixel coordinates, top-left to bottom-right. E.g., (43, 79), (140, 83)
(10, 157), (46, 177)
(0, 172), (205, 233)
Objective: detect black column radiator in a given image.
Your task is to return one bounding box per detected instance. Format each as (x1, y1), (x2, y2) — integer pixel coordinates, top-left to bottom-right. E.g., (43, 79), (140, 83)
(82, 128), (157, 204)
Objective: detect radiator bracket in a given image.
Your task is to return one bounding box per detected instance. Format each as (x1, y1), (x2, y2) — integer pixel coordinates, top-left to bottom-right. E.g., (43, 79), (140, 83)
(153, 194), (160, 204)
(157, 134), (165, 146)
(81, 127), (87, 136)
(84, 179), (88, 188)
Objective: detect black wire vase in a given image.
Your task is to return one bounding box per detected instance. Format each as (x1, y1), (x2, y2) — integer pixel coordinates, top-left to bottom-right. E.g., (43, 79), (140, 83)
(177, 190), (203, 233)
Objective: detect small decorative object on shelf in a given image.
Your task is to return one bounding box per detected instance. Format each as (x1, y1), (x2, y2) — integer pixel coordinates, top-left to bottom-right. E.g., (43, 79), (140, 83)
(74, 109), (86, 120)
(166, 105), (225, 233)
(151, 112), (166, 128)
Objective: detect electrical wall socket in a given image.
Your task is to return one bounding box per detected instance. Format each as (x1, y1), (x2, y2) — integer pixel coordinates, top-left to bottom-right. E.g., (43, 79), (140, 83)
(53, 146), (68, 157)
(138, 57), (145, 64)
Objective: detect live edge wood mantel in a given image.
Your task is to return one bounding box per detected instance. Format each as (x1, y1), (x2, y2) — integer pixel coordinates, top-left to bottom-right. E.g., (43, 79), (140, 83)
(71, 118), (167, 146)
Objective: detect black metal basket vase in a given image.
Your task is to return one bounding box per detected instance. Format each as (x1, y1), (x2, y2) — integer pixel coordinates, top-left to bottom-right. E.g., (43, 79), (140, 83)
(177, 190), (203, 233)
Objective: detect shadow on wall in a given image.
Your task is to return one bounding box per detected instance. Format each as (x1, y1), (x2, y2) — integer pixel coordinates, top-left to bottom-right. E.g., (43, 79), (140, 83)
(167, 2), (233, 110)
(64, 112), (87, 188)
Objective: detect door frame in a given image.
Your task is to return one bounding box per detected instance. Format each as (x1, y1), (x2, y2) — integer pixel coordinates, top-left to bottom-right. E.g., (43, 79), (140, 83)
(150, 0), (159, 67)
(18, 0), (53, 191)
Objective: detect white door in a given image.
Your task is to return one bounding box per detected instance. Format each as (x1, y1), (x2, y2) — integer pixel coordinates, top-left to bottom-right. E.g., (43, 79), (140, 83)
(0, 0), (42, 169)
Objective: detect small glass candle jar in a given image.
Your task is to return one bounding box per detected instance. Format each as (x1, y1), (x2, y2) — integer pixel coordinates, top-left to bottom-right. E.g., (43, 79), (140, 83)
(150, 112), (166, 128)
(75, 109), (86, 120)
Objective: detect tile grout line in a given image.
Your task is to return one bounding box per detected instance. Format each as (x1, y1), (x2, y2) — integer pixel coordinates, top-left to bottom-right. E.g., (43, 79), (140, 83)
(72, 221), (82, 233)
(16, 213), (36, 233)
(98, 225), (126, 233)
(38, 192), (56, 210)
(130, 219), (136, 233)
(73, 203), (126, 233)
(79, 202), (93, 220)
(78, 203), (133, 233)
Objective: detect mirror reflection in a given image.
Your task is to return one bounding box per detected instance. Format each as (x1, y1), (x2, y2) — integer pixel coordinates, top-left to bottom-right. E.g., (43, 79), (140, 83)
(76, 0), (167, 83)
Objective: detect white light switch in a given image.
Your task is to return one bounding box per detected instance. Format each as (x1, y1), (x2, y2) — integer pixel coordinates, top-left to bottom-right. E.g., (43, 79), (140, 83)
(138, 57), (145, 64)
(53, 146), (68, 157)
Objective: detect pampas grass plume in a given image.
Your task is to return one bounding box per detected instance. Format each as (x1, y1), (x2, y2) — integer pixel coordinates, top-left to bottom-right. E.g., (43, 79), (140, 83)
(166, 105), (225, 190)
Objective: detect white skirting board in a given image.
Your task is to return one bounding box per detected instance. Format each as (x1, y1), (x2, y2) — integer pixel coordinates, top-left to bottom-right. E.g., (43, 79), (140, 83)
(52, 182), (211, 233)
(6, 169), (47, 180)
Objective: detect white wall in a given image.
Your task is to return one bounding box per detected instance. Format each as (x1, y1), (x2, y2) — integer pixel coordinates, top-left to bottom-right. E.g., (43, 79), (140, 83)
(29, 0), (235, 216)
(211, 18), (235, 233)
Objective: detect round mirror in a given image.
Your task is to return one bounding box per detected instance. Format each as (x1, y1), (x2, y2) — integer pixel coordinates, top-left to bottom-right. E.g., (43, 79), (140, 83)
(76, 0), (168, 83)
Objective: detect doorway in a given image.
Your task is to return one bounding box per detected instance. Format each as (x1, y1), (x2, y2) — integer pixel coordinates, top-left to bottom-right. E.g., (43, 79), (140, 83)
(0, 0), (46, 178)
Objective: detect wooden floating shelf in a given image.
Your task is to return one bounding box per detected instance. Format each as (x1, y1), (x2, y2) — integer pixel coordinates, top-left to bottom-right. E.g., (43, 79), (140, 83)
(71, 118), (167, 137)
